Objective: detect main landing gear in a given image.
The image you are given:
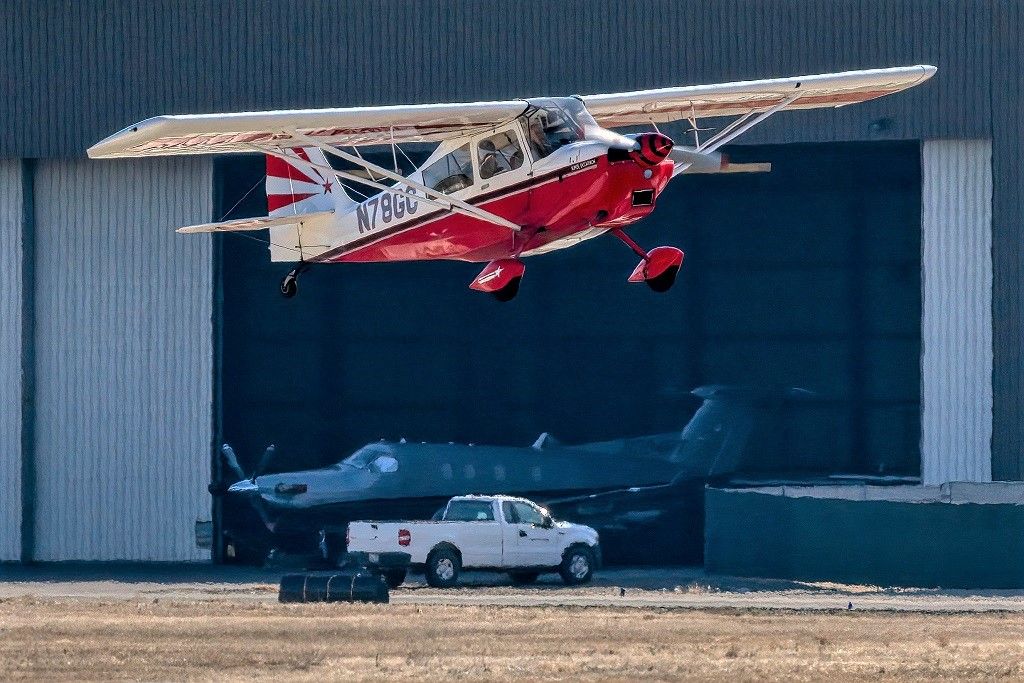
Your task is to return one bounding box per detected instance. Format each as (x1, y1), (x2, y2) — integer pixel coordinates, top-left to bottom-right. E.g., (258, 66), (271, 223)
(280, 263), (311, 299)
(610, 228), (684, 293)
(469, 258), (526, 302)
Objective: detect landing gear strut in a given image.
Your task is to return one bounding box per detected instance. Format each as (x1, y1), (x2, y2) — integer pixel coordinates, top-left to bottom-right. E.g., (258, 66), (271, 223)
(280, 263), (310, 299)
(610, 228), (684, 293)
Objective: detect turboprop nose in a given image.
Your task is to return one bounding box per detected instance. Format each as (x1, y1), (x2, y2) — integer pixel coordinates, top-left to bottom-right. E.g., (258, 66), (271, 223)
(632, 132), (674, 166)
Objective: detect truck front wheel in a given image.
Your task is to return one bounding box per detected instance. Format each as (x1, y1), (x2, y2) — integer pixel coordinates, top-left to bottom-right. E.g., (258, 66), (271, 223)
(559, 545), (595, 585)
(426, 547), (461, 588)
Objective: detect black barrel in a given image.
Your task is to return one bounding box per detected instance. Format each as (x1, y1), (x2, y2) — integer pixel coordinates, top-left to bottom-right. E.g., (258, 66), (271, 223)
(278, 571), (390, 604)
(278, 573), (307, 603)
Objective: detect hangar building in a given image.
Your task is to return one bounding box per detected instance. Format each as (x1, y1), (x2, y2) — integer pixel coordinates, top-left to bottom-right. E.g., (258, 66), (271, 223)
(0, 1), (1021, 569)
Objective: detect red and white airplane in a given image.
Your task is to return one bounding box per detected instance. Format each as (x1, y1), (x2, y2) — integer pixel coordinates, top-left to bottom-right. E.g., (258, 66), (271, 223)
(89, 65), (935, 301)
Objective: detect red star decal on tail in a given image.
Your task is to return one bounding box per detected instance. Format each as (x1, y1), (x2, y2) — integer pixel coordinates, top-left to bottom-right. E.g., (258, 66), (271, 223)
(322, 180), (333, 193)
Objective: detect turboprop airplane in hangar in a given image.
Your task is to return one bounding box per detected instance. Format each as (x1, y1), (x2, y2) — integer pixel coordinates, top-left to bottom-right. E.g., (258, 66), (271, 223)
(88, 65), (935, 300)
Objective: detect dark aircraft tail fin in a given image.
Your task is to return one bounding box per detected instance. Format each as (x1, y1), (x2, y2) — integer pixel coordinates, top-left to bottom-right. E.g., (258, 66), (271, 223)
(531, 432), (561, 449)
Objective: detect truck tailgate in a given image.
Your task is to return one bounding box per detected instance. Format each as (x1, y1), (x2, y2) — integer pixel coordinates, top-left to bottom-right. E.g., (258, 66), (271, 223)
(348, 522), (445, 564)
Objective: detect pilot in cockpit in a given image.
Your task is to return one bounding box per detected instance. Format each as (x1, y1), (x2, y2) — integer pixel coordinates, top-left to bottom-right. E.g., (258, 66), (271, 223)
(527, 114), (553, 159)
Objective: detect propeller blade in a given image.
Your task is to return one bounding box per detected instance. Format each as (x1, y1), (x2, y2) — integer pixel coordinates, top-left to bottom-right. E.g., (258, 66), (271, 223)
(251, 444), (277, 482)
(669, 147), (773, 175)
(668, 146), (727, 173)
(219, 443), (247, 482)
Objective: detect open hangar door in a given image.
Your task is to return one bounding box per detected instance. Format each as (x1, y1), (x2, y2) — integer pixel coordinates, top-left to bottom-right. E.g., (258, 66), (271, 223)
(212, 140), (921, 553)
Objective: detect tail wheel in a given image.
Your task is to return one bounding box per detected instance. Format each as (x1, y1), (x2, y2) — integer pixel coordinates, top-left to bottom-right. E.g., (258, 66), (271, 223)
(425, 546), (461, 588)
(645, 266), (679, 293)
(280, 273), (298, 298)
(559, 545), (595, 585)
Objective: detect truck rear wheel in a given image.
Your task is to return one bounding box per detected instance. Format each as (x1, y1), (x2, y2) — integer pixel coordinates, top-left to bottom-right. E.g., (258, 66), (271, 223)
(384, 569), (407, 589)
(426, 547), (461, 588)
(559, 545), (595, 585)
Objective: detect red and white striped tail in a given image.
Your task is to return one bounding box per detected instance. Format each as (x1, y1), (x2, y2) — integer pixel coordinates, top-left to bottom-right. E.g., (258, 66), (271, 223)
(266, 147), (349, 217)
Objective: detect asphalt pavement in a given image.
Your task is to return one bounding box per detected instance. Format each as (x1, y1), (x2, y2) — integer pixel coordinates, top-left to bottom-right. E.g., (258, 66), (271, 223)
(2, 564), (1024, 612)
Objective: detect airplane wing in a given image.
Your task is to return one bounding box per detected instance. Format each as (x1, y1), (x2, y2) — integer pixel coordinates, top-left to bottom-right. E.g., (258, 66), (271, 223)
(87, 101), (528, 158)
(582, 65), (936, 128)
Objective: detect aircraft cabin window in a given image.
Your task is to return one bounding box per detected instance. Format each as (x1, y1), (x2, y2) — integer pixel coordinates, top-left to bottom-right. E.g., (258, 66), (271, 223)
(421, 144), (474, 194)
(445, 500), (495, 522)
(477, 131), (524, 180)
(524, 98), (595, 159)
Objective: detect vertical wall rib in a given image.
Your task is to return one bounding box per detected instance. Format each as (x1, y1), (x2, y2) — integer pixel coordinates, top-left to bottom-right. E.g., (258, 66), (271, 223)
(33, 158), (213, 560)
(0, 160), (23, 561)
(921, 140), (993, 485)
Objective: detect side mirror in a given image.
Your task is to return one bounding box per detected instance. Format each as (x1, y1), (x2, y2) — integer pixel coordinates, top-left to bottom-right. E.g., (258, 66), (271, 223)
(542, 516), (554, 529)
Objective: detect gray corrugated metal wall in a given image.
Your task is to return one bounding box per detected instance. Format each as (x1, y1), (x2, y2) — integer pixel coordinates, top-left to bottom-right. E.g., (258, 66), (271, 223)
(0, 161), (22, 561)
(2, 0), (1020, 481)
(32, 158), (213, 561)
(0, 1), (1018, 522)
(0, 0), (990, 156)
(921, 140), (993, 486)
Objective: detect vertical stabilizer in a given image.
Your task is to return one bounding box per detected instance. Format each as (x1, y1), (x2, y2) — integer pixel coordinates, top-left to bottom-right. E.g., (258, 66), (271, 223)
(264, 147), (353, 262)
(265, 147), (356, 217)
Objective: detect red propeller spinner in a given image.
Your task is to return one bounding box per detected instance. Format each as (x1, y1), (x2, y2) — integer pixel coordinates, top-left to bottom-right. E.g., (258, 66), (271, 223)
(631, 132), (674, 167)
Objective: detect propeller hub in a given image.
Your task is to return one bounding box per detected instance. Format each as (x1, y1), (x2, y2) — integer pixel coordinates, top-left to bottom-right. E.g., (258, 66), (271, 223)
(632, 132), (674, 167)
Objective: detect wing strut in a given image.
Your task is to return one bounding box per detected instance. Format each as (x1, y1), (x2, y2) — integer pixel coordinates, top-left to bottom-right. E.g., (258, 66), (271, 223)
(285, 129), (523, 232)
(697, 93), (801, 153)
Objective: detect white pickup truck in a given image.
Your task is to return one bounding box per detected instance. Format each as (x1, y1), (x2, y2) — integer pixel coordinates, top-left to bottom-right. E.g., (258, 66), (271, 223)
(346, 495), (600, 588)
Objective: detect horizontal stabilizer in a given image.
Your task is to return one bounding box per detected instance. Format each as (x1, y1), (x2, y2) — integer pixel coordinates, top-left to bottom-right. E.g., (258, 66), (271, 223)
(176, 211), (334, 234)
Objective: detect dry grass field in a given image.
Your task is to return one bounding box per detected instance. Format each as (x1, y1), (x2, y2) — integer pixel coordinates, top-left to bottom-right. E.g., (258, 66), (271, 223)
(1, 597), (1023, 680)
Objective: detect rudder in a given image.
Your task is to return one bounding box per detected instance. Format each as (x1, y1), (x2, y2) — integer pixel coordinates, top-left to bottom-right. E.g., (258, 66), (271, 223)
(266, 147), (356, 217)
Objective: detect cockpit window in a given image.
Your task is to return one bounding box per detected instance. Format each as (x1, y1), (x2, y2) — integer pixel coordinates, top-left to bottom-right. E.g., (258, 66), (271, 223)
(372, 455), (398, 473)
(340, 446), (398, 473)
(421, 143), (474, 194)
(523, 97), (597, 159)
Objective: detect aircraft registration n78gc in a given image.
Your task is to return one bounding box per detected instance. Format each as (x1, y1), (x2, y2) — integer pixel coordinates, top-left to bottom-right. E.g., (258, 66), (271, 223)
(89, 65), (935, 301)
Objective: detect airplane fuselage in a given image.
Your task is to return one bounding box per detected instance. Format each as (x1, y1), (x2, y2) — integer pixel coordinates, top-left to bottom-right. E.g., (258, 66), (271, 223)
(314, 137), (674, 264)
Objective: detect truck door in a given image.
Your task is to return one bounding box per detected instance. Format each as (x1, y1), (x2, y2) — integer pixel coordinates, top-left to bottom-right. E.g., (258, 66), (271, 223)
(501, 500), (556, 567)
(442, 499), (503, 568)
